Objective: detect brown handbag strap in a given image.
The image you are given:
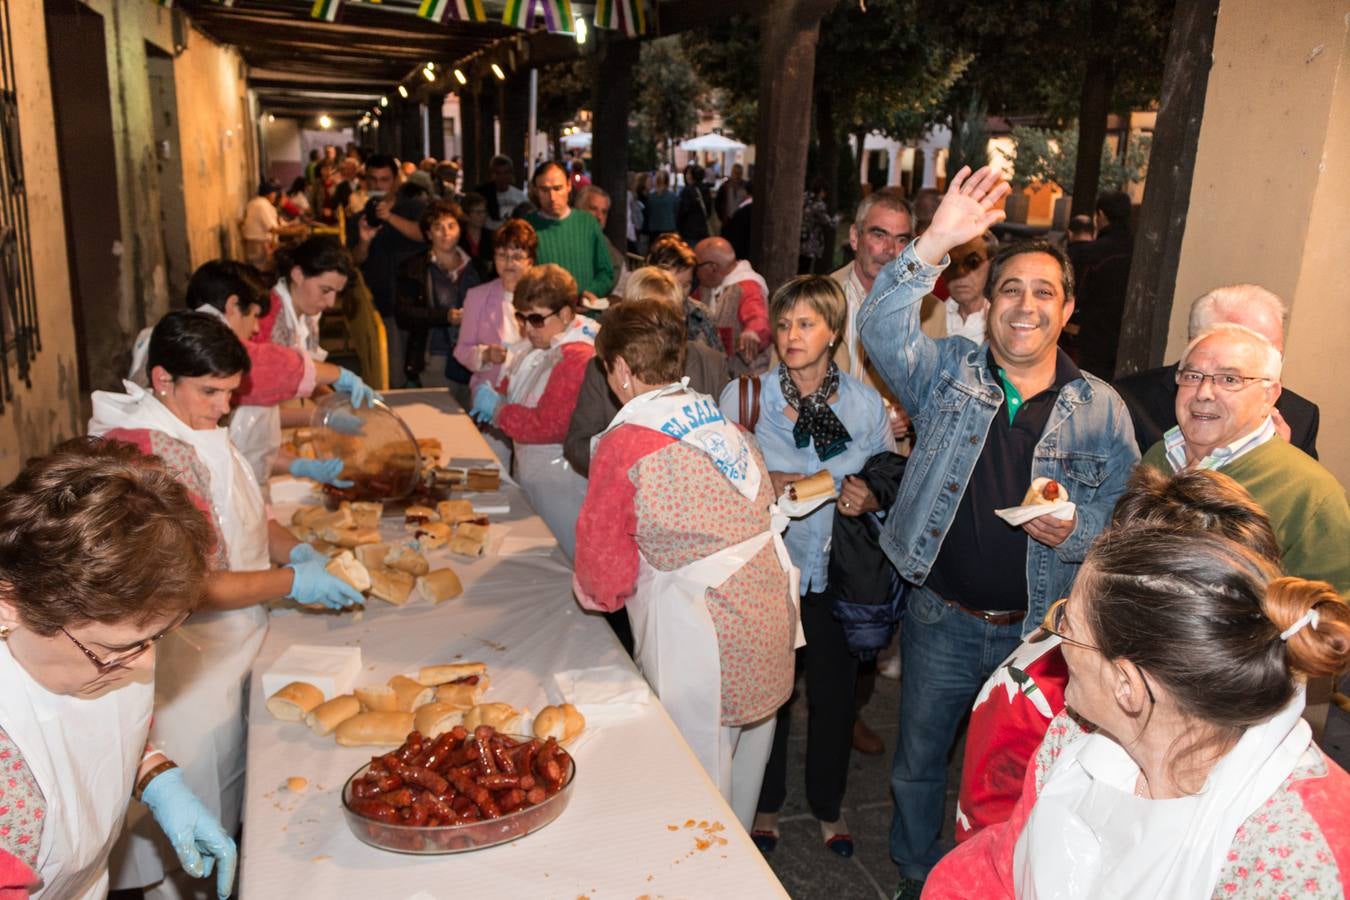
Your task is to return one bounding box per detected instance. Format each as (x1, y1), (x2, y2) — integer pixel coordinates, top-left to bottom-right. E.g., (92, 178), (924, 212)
(738, 374), (761, 431)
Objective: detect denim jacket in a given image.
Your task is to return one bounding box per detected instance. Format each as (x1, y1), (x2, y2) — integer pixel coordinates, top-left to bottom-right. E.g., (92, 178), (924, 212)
(857, 244), (1140, 635)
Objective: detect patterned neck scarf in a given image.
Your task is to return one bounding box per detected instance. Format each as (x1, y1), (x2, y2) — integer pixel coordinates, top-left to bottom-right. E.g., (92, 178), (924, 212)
(778, 361), (852, 461)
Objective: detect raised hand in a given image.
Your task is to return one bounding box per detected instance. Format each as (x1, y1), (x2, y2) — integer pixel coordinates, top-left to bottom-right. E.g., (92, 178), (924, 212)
(914, 166), (1011, 266)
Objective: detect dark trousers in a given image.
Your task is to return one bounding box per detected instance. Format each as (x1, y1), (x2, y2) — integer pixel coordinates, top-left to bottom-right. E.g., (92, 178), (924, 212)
(757, 589), (859, 822)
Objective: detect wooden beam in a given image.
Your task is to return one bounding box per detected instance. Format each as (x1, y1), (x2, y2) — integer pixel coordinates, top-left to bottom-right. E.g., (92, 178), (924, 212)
(591, 34), (639, 250)
(1116, 0), (1220, 375)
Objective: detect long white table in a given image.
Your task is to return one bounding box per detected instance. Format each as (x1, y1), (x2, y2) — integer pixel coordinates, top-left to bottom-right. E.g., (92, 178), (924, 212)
(240, 390), (788, 899)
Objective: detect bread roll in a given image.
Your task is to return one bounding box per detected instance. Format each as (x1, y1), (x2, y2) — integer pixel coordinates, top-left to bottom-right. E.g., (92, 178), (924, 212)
(266, 681), (324, 721)
(311, 540), (340, 557)
(305, 694), (361, 735)
(322, 526), (382, 548)
(532, 703), (586, 743)
(415, 661), (487, 686)
(448, 522), (489, 557)
(348, 501), (384, 530)
(403, 505), (439, 529)
(385, 543), (429, 576)
(325, 550), (372, 592)
(388, 674), (435, 711)
(292, 505), (331, 529)
(467, 468), (500, 491)
(436, 499), (476, 524)
(354, 684), (399, 712)
(788, 470), (835, 502)
(416, 437), (443, 463)
(413, 701), (464, 738)
(355, 541), (393, 570)
(368, 567), (416, 606)
(463, 702), (525, 733)
(287, 524), (315, 543)
(412, 522), (451, 550)
(334, 711), (415, 746)
(434, 673), (490, 709)
(414, 568), (463, 605)
(1020, 476), (1068, 506)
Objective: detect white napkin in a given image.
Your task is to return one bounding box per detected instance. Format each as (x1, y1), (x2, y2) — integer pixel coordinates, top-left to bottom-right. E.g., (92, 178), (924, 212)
(551, 665), (652, 727)
(994, 500), (1076, 526)
(776, 487), (837, 519)
(260, 644), (362, 701)
(498, 535), (558, 557)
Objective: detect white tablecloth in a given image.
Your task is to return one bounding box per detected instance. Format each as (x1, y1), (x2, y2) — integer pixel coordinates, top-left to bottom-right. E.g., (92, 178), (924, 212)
(240, 390), (787, 899)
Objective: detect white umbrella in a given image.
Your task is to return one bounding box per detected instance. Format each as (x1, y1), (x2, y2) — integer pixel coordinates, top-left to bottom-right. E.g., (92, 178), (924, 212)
(678, 133), (746, 152)
(562, 131), (593, 149)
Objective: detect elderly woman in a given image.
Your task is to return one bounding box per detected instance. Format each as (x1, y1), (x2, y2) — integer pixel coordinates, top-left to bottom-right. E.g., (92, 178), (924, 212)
(716, 275), (893, 857)
(92, 312), (360, 894)
(468, 264), (597, 560)
(955, 467), (1284, 846)
(395, 199), (482, 400)
(235, 237), (378, 484)
(647, 233), (721, 354)
(0, 439), (234, 900)
(926, 527), (1350, 899)
(574, 297), (798, 829)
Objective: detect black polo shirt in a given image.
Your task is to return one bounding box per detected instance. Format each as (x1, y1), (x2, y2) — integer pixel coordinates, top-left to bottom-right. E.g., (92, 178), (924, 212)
(925, 349), (1081, 611)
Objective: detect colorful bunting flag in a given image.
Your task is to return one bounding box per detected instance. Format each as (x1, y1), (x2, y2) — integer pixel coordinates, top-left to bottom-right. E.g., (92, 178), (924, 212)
(418, 0), (486, 22)
(311, 0), (341, 22)
(503, 0), (574, 33)
(594, 0), (647, 36)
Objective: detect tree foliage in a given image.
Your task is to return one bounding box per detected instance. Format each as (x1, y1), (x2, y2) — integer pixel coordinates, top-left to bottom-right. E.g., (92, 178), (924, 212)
(630, 37), (707, 165)
(535, 57), (594, 154)
(1009, 125), (1152, 192)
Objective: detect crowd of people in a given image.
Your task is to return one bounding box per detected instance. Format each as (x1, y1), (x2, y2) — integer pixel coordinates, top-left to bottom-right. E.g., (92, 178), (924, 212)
(0, 143), (1346, 900)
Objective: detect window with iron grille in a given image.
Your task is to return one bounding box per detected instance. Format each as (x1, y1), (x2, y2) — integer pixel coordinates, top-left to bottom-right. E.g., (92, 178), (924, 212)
(0, 0), (40, 415)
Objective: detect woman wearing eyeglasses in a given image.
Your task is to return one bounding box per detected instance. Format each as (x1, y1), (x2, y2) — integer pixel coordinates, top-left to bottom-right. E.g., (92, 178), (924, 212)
(925, 524), (1350, 900)
(0, 439), (233, 899)
(468, 264), (597, 560)
(954, 466), (1283, 848)
(89, 311), (361, 894)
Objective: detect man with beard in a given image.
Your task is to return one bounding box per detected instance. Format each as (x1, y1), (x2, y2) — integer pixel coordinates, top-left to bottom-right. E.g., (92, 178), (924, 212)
(854, 167), (1139, 899)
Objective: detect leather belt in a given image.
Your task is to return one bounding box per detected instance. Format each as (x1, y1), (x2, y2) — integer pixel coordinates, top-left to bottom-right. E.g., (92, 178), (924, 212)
(939, 595), (1026, 626)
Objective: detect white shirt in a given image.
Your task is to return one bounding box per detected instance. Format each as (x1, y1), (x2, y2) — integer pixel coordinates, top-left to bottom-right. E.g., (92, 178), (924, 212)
(241, 196), (279, 242)
(944, 298), (989, 345)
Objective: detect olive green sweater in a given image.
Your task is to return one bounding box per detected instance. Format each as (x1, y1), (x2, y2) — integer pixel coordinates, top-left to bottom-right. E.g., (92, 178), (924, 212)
(1142, 437), (1350, 596)
(525, 209), (616, 297)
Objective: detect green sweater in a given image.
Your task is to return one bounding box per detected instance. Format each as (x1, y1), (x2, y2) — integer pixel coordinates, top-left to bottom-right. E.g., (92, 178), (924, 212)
(526, 210), (616, 297)
(1142, 438), (1350, 596)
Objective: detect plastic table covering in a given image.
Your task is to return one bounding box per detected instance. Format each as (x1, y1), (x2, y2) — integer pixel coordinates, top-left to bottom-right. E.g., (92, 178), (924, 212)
(239, 389), (788, 899)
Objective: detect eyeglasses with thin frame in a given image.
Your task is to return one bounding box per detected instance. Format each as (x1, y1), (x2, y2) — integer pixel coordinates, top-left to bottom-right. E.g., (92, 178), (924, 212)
(1039, 597), (1156, 705)
(1175, 368), (1273, 392)
(514, 310), (560, 330)
(60, 612), (189, 674)
(494, 248), (531, 264)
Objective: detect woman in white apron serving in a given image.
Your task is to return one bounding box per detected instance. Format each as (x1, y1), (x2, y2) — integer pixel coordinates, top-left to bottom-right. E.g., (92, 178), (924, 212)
(573, 298), (800, 830)
(469, 264), (597, 561)
(0, 439), (235, 900)
(234, 237), (379, 486)
(92, 312), (362, 897)
(924, 527), (1350, 900)
(129, 258), (379, 492)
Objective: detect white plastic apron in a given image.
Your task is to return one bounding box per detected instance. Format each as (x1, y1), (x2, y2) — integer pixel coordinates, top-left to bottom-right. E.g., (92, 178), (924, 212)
(505, 318), (596, 561)
(232, 280), (326, 486)
(90, 384), (270, 889)
(0, 644), (153, 900)
(1014, 688), (1311, 900)
(596, 382), (803, 793)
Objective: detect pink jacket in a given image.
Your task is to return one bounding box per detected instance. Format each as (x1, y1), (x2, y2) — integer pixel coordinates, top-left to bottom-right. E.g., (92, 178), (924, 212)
(453, 278), (516, 393)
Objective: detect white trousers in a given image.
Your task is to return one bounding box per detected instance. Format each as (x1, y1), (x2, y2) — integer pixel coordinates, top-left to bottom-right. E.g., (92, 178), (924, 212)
(719, 715), (777, 832)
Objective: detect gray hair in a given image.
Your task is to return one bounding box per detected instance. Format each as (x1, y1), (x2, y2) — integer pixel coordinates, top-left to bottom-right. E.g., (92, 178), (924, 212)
(853, 187), (912, 232)
(1188, 284), (1288, 343)
(1181, 323), (1283, 381)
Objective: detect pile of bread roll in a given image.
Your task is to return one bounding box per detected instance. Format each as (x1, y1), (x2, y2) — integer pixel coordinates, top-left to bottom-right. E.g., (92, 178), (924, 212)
(403, 499), (492, 558)
(266, 662), (585, 747)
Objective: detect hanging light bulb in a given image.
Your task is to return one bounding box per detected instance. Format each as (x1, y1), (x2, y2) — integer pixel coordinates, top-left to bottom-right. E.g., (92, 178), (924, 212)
(398, 85), (409, 98)
(379, 96), (388, 107)
(423, 64), (436, 82)
(453, 68), (467, 86)
(574, 17), (588, 44)
(491, 63), (506, 81)
(319, 114), (332, 129)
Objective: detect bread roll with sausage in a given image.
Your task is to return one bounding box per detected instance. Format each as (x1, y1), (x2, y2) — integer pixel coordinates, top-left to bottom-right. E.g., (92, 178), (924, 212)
(266, 681), (324, 721)
(325, 550), (372, 592)
(411, 522), (451, 551)
(305, 694), (361, 736)
(448, 522), (489, 557)
(368, 567), (415, 606)
(413, 702), (465, 739)
(788, 470), (835, 502)
(434, 674), (490, 709)
(1020, 476), (1068, 506)
(415, 661), (487, 686)
(463, 702), (526, 734)
(414, 568), (463, 605)
(403, 505), (439, 529)
(388, 674), (435, 711)
(334, 711), (415, 747)
(435, 499), (476, 524)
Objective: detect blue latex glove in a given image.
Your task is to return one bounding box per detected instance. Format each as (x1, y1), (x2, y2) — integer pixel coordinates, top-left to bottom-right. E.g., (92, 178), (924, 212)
(287, 552), (363, 609)
(141, 767), (237, 900)
(327, 410), (366, 435)
(469, 382), (502, 424)
(334, 367), (380, 408)
(289, 542), (323, 566)
(288, 457), (354, 487)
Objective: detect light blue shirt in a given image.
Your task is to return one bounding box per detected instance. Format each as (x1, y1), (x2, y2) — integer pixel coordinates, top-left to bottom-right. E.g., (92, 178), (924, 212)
(719, 369), (894, 595)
